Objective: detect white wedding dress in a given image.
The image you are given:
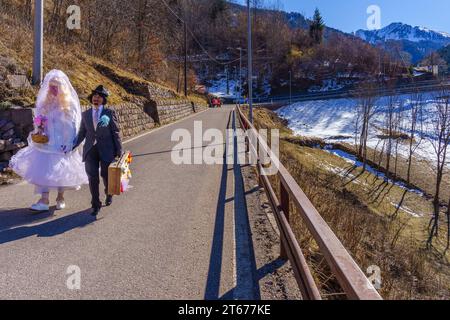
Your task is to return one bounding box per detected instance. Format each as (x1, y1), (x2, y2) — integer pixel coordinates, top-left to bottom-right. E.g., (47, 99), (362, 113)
(10, 70), (88, 193)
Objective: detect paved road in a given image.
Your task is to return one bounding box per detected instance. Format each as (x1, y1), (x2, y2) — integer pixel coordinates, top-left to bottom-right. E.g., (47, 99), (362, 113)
(0, 105), (259, 299)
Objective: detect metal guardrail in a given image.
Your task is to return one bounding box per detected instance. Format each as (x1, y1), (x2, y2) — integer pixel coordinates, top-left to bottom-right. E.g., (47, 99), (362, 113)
(235, 106), (382, 300)
(248, 78), (450, 106)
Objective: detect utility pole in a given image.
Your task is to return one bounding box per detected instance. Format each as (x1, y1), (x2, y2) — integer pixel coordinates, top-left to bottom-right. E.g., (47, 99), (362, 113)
(32, 0), (44, 85)
(226, 66), (230, 95)
(247, 0), (253, 123)
(184, 21), (188, 97)
(184, 7), (188, 97)
(239, 48), (242, 106)
(235, 66), (239, 103)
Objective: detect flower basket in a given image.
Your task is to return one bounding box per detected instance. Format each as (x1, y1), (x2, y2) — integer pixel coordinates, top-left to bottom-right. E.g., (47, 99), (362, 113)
(31, 133), (49, 144)
(32, 115), (49, 144)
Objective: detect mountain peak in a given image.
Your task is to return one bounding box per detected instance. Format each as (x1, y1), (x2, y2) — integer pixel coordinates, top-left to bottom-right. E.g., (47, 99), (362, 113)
(356, 22), (450, 44)
(355, 22), (450, 64)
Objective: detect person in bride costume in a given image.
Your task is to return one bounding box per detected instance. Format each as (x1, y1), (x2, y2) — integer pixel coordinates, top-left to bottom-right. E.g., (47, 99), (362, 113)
(10, 70), (88, 212)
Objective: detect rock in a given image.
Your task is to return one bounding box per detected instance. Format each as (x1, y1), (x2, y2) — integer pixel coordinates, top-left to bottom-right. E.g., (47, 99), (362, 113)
(0, 109), (11, 120)
(2, 128), (15, 139)
(0, 119), (8, 129)
(6, 75), (31, 90)
(0, 161), (8, 171)
(6, 141), (25, 151)
(0, 121), (14, 133)
(11, 107), (33, 126)
(3, 167), (13, 174)
(0, 151), (12, 161)
(3, 138), (13, 147)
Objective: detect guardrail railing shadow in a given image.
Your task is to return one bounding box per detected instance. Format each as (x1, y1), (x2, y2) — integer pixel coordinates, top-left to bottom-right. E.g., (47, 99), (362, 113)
(235, 105), (382, 300)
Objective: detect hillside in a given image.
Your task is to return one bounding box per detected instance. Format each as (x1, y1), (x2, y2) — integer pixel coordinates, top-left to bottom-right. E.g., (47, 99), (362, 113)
(0, 11), (192, 108)
(438, 44), (450, 66)
(203, 1), (403, 96)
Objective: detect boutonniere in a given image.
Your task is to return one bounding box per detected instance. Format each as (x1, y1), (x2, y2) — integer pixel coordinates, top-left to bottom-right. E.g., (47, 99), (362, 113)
(98, 115), (110, 127)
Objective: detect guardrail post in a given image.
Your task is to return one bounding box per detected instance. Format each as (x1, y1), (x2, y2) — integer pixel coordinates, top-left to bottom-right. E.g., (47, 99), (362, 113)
(279, 180), (290, 260)
(245, 132), (249, 154)
(256, 161), (263, 188)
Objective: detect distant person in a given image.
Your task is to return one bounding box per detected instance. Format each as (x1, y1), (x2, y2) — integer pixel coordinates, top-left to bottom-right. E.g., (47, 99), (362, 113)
(73, 85), (122, 217)
(10, 70), (88, 212)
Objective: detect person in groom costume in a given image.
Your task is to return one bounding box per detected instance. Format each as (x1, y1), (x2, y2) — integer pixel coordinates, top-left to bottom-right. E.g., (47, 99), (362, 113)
(74, 85), (122, 216)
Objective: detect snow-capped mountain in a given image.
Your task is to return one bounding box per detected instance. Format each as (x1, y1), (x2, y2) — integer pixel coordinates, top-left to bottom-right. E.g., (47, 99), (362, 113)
(356, 23), (450, 64)
(356, 23), (450, 44)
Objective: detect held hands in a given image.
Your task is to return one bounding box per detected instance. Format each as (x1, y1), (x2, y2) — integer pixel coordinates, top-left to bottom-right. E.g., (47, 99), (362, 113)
(61, 145), (70, 154)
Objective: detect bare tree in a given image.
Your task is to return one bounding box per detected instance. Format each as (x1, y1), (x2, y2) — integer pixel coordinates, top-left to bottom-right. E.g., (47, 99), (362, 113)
(427, 86), (450, 248)
(446, 197), (450, 251)
(393, 90), (424, 218)
(356, 81), (379, 171)
(384, 89), (399, 178)
(392, 99), (403, 180)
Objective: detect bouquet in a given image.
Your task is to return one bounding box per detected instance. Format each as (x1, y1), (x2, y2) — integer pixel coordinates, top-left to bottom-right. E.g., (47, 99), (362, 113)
(31, 115), (49, 144)
(120, 152), (133, 193)
(108, 151), (133, 195)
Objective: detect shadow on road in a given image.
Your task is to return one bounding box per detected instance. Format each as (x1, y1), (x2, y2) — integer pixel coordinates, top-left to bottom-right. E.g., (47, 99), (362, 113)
(204, 151), (229, 300)
(204, 110), (260, 300)
(0, 208), (55, 232)
(220, 258), (287, 299)
(0, 209), (95, 245)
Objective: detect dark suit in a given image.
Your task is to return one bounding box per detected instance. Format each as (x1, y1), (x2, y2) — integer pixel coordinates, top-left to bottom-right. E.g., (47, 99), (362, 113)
(74, 107), (122, 209)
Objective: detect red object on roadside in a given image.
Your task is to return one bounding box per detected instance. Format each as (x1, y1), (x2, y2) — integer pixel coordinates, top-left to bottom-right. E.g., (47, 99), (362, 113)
(212, 98), (221, 108)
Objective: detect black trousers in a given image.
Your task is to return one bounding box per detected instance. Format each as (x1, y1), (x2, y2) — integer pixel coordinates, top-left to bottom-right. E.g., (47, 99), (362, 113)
(85, 145), (111, 209)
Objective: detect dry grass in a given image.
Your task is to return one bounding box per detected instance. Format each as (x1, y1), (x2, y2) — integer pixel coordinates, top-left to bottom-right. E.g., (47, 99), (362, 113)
(0, 11), (205, 106)
(250, 106), (450, 300)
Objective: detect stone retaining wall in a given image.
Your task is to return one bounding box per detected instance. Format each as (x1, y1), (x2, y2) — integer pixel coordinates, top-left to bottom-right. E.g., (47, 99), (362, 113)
(0, 107), (32, 168)
(82, 103), (157, 140)
(82, 100), (208, 139)
(154, 99), (207, 125)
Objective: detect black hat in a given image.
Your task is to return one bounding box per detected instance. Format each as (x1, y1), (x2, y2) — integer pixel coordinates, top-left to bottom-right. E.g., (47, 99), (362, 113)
(91, 85), (109, 98)
(89, 85), (109, 105)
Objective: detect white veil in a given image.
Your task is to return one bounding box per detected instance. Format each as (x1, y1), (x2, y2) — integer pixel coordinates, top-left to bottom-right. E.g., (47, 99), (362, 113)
(30, 70), (82, 154)
(35, 69), (82, 133)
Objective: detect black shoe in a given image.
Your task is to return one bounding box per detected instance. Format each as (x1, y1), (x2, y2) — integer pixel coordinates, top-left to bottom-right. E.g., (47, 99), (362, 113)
(105, 195), (113, 206)
(91, 207), (101, 217)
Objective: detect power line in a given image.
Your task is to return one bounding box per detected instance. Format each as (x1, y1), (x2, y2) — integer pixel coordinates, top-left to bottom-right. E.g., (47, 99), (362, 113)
(160, 0), (241, 66)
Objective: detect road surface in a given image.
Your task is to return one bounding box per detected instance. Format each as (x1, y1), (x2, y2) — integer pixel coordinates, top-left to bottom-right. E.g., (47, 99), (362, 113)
(0, 105), (260, 299)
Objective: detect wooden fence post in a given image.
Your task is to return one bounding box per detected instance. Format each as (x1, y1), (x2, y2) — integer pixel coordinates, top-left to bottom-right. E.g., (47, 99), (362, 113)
(280, 180), (290, 259)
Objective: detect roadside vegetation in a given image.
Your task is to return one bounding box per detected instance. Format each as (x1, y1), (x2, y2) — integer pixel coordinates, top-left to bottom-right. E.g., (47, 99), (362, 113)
(0, 0), (206, 107)
(249, 106), (450, 299)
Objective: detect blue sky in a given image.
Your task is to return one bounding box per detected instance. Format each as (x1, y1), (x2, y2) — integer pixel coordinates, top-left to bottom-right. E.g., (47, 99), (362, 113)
(233, 0), (450, 34)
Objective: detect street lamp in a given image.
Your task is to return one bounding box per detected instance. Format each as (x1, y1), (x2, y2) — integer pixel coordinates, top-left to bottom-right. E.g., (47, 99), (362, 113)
(32, 0), (44, 85)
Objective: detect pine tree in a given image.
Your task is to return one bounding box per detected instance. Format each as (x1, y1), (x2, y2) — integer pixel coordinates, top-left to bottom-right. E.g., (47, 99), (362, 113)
(309, 8), (325, 45)
(210, 0), (227, 21)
